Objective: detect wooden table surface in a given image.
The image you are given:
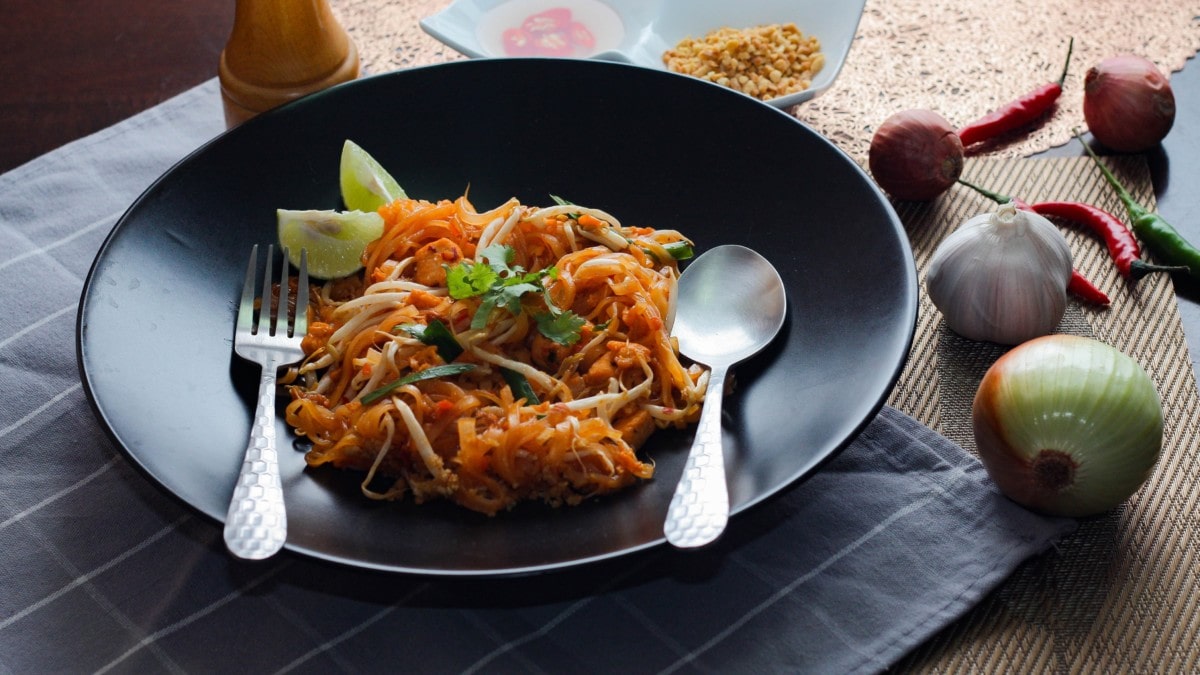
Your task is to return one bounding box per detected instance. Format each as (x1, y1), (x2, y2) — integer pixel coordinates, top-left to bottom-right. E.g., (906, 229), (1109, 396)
(5, 0), (1200, 376)
(0, 0), (236, 173)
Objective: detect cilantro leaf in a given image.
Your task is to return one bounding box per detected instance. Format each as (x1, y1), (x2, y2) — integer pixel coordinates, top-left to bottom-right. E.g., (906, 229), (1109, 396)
(496, 281), (541, 315)
(535, 310), (586, 346)
(447, 245), (564, 330)
(447, 259), (498, 299)
(471, 295), (500, 330)
(479, 243), (516, 274)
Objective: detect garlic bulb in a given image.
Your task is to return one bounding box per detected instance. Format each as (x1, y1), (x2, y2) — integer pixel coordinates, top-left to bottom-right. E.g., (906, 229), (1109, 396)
(926, 201), (1073, 345)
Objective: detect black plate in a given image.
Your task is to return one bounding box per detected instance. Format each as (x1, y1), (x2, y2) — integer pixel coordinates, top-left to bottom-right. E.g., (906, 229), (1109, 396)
(77, 59), (916, 576)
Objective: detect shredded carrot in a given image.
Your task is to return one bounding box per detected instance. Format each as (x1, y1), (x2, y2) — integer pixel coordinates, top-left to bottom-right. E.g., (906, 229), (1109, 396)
(578, 213), (604, 228)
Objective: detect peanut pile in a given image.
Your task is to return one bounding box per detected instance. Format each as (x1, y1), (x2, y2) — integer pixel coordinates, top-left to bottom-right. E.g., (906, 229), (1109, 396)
(662, 23), (824, 101)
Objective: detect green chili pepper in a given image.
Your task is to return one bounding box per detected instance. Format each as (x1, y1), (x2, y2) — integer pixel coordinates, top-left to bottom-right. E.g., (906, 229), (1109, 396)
(1078, 131), (1200, 279)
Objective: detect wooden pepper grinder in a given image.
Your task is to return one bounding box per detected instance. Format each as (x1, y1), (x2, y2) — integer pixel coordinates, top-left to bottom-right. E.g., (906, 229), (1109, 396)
(218, 0), (360, 127)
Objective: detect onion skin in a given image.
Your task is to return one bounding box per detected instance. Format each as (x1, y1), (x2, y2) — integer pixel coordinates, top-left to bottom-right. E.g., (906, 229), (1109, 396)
(1083, 55), (1176, 153)
(868, 109), (964, 201)
(973, 334), (1163, 518)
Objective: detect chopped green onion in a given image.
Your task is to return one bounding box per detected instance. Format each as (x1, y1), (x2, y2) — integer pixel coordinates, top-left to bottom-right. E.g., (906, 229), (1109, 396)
(361, 364), (476, 405)
(500, 367), (539, 404)
(398, 320), (463, 362)
(549, 194), (583, 220)
(663, 241), (694, 260)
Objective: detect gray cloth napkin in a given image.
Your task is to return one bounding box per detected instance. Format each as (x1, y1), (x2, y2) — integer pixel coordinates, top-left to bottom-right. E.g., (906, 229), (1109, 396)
(0, 79), (1075, 674)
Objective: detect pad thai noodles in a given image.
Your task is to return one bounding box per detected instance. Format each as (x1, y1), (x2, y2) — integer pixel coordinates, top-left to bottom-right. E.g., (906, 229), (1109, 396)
(283, 193), (708, 515)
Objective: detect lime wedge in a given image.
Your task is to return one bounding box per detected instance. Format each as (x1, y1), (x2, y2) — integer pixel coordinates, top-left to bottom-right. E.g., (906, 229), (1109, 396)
(277, 209), (385, 279)
(340, 140), (406, 212)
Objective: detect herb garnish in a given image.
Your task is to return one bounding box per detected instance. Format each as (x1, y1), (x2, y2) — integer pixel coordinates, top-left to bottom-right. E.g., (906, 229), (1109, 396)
(661, 241), (694, 260)
(534, 310), (587, 346)
(446, 244), (584, 344)
(360, 363), (477, 405)
(398, 319), (463, 362)
(500, 368), (539, 404)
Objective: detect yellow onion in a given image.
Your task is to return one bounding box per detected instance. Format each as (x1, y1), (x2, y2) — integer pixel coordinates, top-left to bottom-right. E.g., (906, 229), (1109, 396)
(973, 334), (1163, 517)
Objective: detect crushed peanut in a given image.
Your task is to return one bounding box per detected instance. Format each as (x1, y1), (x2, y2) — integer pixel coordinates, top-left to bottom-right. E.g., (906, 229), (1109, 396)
(662, 23), (825, 101)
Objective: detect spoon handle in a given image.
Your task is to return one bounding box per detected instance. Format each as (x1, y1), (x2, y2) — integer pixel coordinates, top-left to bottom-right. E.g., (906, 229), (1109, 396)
(664, 365), (729, 548)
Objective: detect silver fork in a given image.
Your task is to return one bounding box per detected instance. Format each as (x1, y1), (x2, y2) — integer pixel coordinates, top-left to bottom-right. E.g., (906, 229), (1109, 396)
(226, 244), (308, 560)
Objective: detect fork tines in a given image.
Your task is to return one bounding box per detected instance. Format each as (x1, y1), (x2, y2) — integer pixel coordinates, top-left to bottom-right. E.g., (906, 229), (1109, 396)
(238, 244), (309, 340)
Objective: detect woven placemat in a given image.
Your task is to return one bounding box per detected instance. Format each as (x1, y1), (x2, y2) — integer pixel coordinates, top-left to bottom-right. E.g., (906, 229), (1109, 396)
(889, 155), (1200, 672)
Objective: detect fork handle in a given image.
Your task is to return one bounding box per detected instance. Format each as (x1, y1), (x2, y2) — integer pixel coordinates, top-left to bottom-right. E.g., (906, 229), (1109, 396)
(224, 361), (288, 559)
(664, 365), (729, 548)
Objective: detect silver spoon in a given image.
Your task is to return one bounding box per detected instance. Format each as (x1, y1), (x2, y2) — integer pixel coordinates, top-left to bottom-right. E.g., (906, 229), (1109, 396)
(664, 244), (787, 548)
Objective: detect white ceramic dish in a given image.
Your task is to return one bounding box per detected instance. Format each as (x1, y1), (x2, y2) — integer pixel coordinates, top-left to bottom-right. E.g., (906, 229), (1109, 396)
(419, 0), (866, 108)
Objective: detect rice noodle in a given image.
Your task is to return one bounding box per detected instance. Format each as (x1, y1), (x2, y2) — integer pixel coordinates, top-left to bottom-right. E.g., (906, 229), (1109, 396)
(285, 191), (705, 515)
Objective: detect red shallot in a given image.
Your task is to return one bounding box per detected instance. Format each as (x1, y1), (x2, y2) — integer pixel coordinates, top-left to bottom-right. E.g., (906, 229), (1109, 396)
(868, 109), (964, 201)
(1083, 55), (1176, 153)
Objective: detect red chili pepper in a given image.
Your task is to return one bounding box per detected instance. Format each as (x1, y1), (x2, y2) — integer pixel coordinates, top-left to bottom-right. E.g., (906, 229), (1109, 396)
(502, 28), (537, 56)
(1030, 201), (1186, 280)
(958, 39), (1073, 147)
(1066, 269), (1111, 306)
(507, 8), (593, 57)
(956, 179), (1110, 305)
(959, 178), (1185, 282)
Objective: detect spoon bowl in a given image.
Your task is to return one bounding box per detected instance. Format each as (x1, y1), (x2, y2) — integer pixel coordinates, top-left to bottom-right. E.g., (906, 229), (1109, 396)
(664, 245), (787, 548)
